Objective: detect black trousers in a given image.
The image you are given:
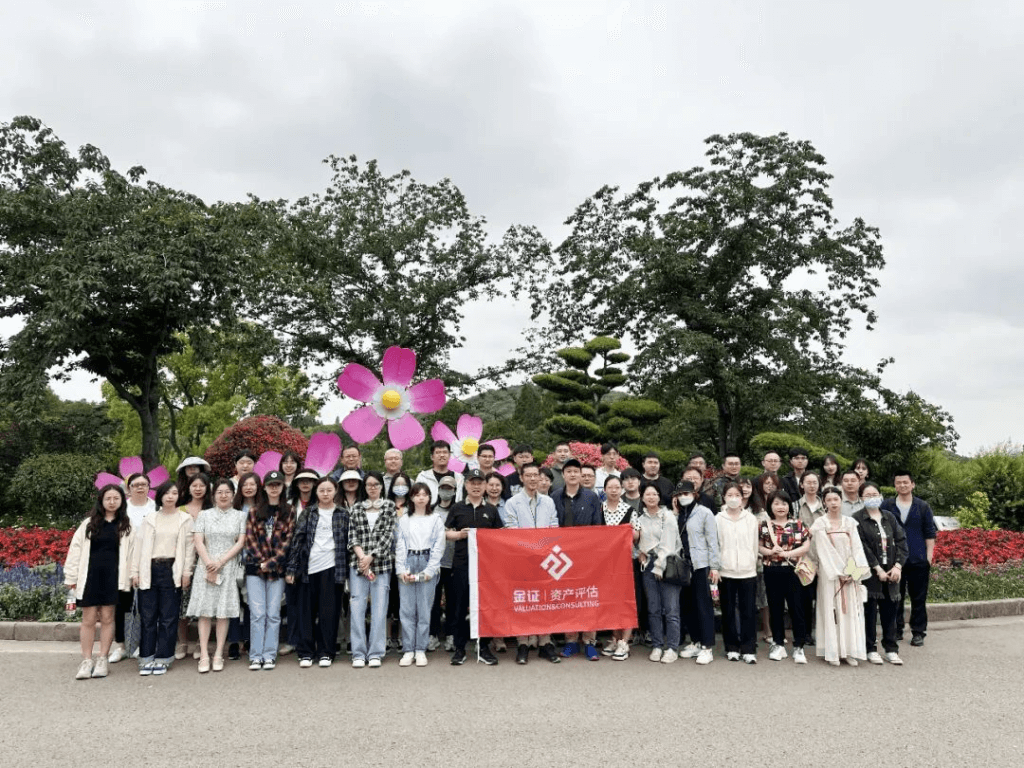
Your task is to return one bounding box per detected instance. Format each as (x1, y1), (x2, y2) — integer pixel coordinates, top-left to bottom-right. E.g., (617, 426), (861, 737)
(800, 578), (816, 644)
(719, 576), (756, 654)
(633, 559), (649, 633)
(763, 566), (805, 648)
(298, 570), (344, 660)
(865, 595), (900, 653)
(114, 588), (135, 644)
(897, 562), (930, 636)
(283, 579), (303, 647)
(681, 567), (715, 647)
(430, 566), (454, 638)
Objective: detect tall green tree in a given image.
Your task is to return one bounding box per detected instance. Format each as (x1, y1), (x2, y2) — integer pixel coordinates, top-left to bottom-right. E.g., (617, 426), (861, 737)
(0, 116), (264, 468)
(540, 132), (887, 454)
(256, 155), (549, 388)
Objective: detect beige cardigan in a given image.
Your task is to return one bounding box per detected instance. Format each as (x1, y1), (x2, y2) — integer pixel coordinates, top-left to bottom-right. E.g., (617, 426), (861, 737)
(131, 510), (196, 589)
(63, 518), (135, 600)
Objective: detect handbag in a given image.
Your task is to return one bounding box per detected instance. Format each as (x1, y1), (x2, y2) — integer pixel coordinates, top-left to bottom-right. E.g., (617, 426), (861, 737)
(661, 509), (692, 586)
(767, 517), (818, 586)
(124, 590), (141, 658)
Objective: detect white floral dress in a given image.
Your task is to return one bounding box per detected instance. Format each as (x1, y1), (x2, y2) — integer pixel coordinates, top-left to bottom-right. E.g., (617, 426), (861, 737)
(186, 507), (246, 619)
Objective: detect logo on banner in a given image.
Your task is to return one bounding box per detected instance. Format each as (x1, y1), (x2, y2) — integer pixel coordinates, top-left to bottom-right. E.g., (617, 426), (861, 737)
(540, 545), (573, 580)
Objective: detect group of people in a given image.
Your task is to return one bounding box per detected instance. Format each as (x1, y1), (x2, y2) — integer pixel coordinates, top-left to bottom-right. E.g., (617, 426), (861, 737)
(63, 439), (938, 679)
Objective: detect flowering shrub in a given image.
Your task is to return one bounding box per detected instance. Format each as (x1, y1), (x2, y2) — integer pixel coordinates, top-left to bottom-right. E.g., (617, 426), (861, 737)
(933, 529), (1024, 567)
(0, 527), (75, 568)
(541, 442), (631, 470)
(0, 564), (72, 621)
(203, 415), (309, 479)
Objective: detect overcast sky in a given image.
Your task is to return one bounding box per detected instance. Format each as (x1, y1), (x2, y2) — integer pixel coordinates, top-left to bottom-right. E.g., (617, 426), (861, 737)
(2, 0), (1022, 455)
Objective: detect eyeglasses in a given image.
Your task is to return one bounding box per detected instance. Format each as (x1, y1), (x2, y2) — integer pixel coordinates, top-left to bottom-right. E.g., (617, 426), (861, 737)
(364, 482), (381, 488)
(129, 483), (149, 490)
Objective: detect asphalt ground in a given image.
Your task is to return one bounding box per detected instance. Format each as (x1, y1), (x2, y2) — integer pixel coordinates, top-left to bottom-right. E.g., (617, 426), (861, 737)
(1, 616), (1021, 768)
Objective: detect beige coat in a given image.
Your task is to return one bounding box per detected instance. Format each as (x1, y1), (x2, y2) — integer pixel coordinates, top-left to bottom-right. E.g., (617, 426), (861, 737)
(63, 518), (135, 600)
(131, 510), (196, 589)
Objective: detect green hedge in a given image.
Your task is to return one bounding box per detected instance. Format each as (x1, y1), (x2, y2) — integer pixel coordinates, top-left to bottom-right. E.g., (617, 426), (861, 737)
(748, 432), (850, 471)
(3, 452), (106, 528)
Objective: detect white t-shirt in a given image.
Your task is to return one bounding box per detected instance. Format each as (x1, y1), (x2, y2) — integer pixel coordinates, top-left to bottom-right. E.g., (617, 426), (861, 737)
(405, 514), (439, 551)
(127, 499), (156, 540)
(896, 500), (912, 523)
(307, 507), (336, 575)
(365, 510), (380, 531)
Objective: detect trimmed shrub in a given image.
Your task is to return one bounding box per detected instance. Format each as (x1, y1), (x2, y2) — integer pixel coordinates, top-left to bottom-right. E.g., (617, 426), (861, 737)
(583, 336), (622, 354)
(531, 374), (590, 401)
(558, 402), (598, 420)
(204, 415), (308, 479)
(4, 453), (106, 528)
(555, 347), (594, 369)
(542, 415), (602, 441)
(748, 432), (850, 471)
(608, 399), (670, 424)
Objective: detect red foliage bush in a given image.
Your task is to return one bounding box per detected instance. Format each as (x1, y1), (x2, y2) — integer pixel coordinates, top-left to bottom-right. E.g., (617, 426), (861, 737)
(541, 441), (632, 470)
(203, 416), (309, 479)
(0, 527), (75, 568)
(933, 529), (1024, 567)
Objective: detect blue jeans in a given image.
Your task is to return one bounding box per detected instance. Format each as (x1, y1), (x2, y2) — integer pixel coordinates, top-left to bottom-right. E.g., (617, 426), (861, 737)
(138, 561), (181, 665)
(398, 552), (438, 653)
(349, 567), (390, 661)
(246, 574), (285, 662)
(642, 563), (682, 650)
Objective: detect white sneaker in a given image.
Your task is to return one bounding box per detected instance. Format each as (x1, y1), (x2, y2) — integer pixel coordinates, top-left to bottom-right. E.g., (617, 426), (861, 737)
(679, 643), (701, 659)
(318, 657), (332, 668)
(696, 647), (714, 665)
(601, 640), (617, 656)
(427, 635), (440, 652)
(262, 659), (275, 670)
(726, 651), (740, 661)
(351, 658), (365, 668)
(867, 651), (884, 665)
(249, 659), (263, 671)
(368, 657), (382, 668)
(885, 652), (903, 665)
(742, 653), (757, 664)
(139, 662), (154, 676)
(444, 635), (455, 652)
(844, 656), (859, 667)
(612, 640), (629, 661)
(91, 657), (109, 678)
(107, 645), (125, 664)
(660, 648), (678, 664)
(793, 648), (807, 664)
(415, 651), (428, 667)
(399, 652), (415, 667)
(648, 647), (663, 662)
(299, 658), (313, 668)
(76, 659), (94, 680)
(768, 643), (788, 661)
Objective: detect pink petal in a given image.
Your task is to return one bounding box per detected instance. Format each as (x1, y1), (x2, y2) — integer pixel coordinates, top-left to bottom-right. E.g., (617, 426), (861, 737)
(483, 439), (510, 460)
(337, 363), (382, 402)
(388, 412), (425, 450)
(148, 490), (157, 500)
(496, 462), (516, 477)
(430, 421), (458, 445)
(253, 452), (282, 480)
(147, 466), (170, 487)
(119, 456), (143, 479)
(408, 379), (446, 414)
(305, 432), (341, 476)
(381, 346), (417, 387)
(342, 405), (386, 444)
(448, 457), (468, 473)
(95, 472), (124, 489)
(456, 414), (483, 440)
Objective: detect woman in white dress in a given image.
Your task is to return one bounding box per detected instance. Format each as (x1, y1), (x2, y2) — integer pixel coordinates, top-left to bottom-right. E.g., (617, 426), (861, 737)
(811, 486), (869, 666)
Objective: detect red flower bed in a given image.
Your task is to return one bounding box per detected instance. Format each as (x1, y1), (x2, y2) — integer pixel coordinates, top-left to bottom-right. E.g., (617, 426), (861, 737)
(541, 442), (631, 470)
(933, 529), (1024, 567)
(0, 527), (75, 568)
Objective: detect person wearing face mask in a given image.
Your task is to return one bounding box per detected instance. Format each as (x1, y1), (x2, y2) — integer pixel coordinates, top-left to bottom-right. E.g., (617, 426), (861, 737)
(716, 483), (759, 664)
(385, 472), (413, 652)
(673, 482), (719, 666)
(428, 475), (459, 652)
(854, 482), (907, 665)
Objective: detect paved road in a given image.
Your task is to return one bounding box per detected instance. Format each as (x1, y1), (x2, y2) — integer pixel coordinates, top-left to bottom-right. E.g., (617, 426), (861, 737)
(2, 617), (1022, 768)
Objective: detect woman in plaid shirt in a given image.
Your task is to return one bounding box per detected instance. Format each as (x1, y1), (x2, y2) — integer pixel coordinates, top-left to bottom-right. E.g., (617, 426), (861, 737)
(758, 490), (811, 664)
(347, 471), (397, 669)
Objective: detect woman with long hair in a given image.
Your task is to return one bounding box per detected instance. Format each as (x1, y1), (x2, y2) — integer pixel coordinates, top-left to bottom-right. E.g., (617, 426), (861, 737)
(395, 483), (446, 667)
(348, 471), (396, 668)
(174, 457), (211, 497)
(821, 454), (841, 491)
(716, 483), (759, 664)
(279, 451), (302, 496)
(177, 472), (210, 660)
(386, 472), (413, 652)
(635, 484), (684, 664)
(64, 484), (134, 679)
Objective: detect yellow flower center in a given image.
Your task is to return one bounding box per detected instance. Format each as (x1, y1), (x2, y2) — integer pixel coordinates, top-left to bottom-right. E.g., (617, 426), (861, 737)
(381, 389), (402, 410)
(462, 437), (479, 456)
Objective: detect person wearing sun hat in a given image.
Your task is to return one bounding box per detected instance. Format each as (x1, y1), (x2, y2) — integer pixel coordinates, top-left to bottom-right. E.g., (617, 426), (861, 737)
(175, 457), (211, 496)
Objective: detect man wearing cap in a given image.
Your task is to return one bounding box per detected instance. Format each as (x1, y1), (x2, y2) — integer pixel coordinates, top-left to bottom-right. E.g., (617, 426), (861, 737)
(551, 458), (603, 660)
(444, 469), (503, 665)
(382, 449), (403, 496)
(503, 463), (561, 665)
(416, 440), (464, 504)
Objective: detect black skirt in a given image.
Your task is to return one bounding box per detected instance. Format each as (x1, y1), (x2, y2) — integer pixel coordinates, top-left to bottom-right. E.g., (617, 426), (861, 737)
(79, 520), (121, 608)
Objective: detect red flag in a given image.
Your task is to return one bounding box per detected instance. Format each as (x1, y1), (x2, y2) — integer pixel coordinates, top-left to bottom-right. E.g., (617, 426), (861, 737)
(469, 526), (637, 638)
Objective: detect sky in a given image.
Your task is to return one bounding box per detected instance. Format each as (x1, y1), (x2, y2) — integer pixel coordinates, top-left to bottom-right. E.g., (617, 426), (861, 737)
(2, 0), (1022, 455)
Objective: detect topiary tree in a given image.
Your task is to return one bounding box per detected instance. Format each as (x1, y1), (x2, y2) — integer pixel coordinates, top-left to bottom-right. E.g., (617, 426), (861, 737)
(203, 416), (309, 479)
(4, 453), (107, 527)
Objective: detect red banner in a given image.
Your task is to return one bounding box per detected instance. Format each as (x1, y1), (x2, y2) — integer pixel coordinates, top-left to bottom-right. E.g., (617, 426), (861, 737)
(469, 526), (637, 638)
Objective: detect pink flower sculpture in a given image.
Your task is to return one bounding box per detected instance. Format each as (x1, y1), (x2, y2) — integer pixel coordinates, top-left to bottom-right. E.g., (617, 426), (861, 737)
(95, 456), (170, 500)
(337, 346), (447, 450)
(303, 432), (342, 476)
(252, 451), (283, 481)
(431, 414), (510, 473)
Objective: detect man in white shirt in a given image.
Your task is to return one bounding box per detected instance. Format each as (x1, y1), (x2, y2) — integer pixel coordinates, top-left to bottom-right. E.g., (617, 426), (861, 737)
(594, 442), (621, 490)
(503, 463), (560, 665)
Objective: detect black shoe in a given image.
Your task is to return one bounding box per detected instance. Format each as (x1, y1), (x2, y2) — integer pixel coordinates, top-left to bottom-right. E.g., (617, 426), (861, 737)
(806, 635), (815, 646)
(538, 642), (561, 664)
(910, 634), (925, 647)
(478, 645), (499, 666)
(516, 644), (529, 665)
(450, 649), (466, 665)
(228, 643), (240, 661)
